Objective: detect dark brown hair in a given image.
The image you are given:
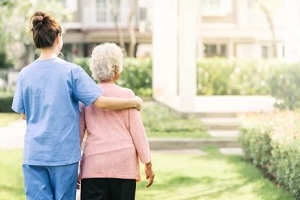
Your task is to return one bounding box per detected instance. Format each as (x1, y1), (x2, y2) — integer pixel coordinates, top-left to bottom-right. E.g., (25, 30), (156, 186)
(30, 11), (62, 48)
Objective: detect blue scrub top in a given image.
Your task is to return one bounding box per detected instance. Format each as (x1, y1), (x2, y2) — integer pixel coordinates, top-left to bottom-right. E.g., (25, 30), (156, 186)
(12, 57), (102, 166)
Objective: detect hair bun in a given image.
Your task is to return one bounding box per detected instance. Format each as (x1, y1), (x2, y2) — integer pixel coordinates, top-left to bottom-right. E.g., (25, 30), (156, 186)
(36, 15), (43, 22)
(32, 11), (46, 27)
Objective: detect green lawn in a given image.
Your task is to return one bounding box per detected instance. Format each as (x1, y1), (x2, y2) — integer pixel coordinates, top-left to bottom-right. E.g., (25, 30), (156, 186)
(0, 101), (294, 199)
(0, 148), (294, 200)
(0, 149), (24, 200)
(136, 148), (294, 200)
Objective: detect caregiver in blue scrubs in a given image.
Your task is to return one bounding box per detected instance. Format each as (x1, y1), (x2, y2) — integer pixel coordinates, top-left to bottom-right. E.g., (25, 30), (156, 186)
(12, 10), (142, 200)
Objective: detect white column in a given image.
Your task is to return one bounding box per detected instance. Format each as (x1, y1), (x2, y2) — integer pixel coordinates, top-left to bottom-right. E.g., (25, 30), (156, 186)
(284, 0), (300, 62)
(152, 0), (178, 99)
(177, 0), (198, 112)
(152, 0), (168, 98)
(196, 6), (203, 59)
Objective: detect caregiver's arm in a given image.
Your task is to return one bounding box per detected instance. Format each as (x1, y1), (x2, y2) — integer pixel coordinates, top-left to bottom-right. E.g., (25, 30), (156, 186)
(93, 95), (143, 111)
(21, 113), (26, 120)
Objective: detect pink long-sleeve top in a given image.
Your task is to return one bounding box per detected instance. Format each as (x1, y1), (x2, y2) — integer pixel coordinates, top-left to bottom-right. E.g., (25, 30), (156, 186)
(79, 83), (151, 181)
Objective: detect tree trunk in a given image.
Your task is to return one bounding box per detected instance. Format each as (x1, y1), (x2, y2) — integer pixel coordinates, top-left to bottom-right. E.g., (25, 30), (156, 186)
(258, 2), (277, 57)
(127, 0), (137, 57)
(109, 0), (125, 49)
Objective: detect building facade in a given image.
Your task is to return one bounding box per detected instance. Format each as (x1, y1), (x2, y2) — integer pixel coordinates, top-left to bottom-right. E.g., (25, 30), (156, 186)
(61, 0), (152, 61)
(62, 0), (300, 61)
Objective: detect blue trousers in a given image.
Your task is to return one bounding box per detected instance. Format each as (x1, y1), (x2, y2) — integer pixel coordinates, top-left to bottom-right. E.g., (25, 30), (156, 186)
(22, 162), (78, 200)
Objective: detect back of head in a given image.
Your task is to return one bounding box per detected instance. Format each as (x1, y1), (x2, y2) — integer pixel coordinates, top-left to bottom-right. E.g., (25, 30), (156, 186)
(30, 11), (62, 49)
(90, 43), (124, 83)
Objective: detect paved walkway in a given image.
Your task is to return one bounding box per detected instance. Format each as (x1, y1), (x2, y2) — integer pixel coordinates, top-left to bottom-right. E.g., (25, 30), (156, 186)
(0, 119), (243, 155)
(0, 119), (26, 149)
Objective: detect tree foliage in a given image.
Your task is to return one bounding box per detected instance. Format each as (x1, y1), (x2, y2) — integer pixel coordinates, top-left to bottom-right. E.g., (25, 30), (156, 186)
(0, 51), (13, 69)
(0, 0), (72, 67)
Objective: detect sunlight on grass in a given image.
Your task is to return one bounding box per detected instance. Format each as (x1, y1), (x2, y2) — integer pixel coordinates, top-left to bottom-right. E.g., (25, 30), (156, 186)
(0, 149), (24, 200)
(0, 113), (20, 127)
(136, 150), (294, 200)
(0, 149), (295, 200)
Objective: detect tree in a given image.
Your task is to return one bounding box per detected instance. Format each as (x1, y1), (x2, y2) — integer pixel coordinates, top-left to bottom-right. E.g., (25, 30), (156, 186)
(127, 0), (137, 57)
(108, 0), (125, 49)
(0, 51), (13, 69)
(0, 0), (71, 68)
(109, 0), (138, 57)
(254, 0), (282, 57)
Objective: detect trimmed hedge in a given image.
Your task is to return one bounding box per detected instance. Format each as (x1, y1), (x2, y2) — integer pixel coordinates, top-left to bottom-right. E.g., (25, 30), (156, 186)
(267, 62), (300, 110)
(76, 57), (300, 109)
(0, 92), (14, 112)
(118, 58), (152, 97)
(239, 112), (300, 198)
(196, 58), (271, 95)
(197, 58), (300, 110)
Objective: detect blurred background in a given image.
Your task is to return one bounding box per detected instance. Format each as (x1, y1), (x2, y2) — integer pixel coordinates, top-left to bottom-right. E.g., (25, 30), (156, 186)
(1, 0), (300, 65)
(3, 2), (300, 199)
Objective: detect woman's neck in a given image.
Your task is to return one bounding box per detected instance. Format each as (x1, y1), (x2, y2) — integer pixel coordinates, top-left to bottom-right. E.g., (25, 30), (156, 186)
(38, 48), (58, 60)
(100, 81), (115, 84)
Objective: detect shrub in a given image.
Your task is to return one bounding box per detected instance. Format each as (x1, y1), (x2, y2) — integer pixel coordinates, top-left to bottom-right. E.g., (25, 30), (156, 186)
(0, 91), (14, 112)
(75, 56), (300, 109)
(74, 58), (92, 77)
(239, 115), (273, 171)
(196, 58), (271, 95)
(75, 57), (152, 97)
(0, 51), (13, 69)
(117, 58), (152, 97)
(267, 62), (300, 110)
(239, 112), (300, 198)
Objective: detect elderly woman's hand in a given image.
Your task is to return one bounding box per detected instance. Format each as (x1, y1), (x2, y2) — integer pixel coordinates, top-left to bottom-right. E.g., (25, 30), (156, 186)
(145, 162), (155, 187)
(135, 96), (143, 111)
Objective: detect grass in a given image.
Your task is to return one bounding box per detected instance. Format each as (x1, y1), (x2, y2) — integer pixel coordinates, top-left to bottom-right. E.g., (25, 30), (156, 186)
(0, 148), (294, 200)
(0, 90), (14, 98)
(141, 102), (209, 138)
(1, 101), (292, 198)
(0, 113), (20, 127)
(136, 147), (294, 200)
(0, 149), (24, 200)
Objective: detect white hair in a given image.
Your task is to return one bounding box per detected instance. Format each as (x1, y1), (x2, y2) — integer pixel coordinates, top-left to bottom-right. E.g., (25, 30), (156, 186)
(89, 43), (124, 82)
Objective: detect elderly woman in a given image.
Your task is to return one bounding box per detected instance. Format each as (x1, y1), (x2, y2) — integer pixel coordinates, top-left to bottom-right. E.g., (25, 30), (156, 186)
(78, 43), (155, 200)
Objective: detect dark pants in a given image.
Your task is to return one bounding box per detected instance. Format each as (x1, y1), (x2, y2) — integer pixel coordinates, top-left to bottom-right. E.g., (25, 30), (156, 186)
(81, 178), (136, 200)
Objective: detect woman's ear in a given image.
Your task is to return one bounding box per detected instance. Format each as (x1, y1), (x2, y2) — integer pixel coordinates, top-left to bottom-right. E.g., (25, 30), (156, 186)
(113, 73), (120, 82)
(55, 35), (60, 44)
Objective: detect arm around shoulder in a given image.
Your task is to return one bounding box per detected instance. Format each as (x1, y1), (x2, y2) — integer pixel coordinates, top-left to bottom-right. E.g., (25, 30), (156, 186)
(93, 95), (143, 110)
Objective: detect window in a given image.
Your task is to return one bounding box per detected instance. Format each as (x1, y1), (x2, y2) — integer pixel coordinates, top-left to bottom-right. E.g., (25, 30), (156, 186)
(96, 0), (120, 23)
(261, 46), (268, 58)
(96, 0), (107, 22)
(60, 0), (67, 8)
(201, 0), (232, 16)
(204, 44), (227, 57)
(205, 44), (217, 57)
(139, 7), (147, 21)
(220, 44), (227, 57)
